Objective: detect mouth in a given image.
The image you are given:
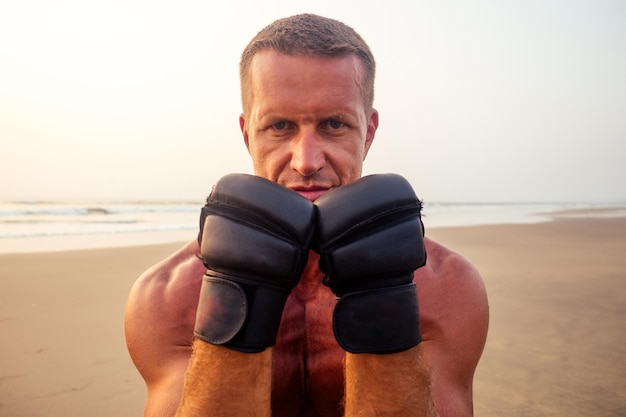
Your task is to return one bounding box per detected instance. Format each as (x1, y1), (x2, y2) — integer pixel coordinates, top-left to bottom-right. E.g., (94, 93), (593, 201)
(289, 186), (330, 202)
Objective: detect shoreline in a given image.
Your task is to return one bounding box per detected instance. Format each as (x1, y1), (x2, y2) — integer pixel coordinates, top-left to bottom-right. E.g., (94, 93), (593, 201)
(2, 205), (626, 254)
(0, 229), (195, 254)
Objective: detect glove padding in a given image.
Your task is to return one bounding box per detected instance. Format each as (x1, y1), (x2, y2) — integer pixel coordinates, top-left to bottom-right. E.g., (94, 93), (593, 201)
(314, 174), (427, 353)
(195, 174), (316, 352)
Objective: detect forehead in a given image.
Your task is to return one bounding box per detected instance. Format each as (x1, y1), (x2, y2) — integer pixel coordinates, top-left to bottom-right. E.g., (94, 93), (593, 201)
(249, 50), (364, 78)
(247, 51), (365, 110)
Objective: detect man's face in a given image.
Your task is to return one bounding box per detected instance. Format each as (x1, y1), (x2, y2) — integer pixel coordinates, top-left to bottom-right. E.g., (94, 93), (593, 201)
(240, 50), (378, 202)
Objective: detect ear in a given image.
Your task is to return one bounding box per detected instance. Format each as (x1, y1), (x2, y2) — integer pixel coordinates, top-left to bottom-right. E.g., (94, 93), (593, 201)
(363, 108), (379, 160)
(239, 113), (251, 153)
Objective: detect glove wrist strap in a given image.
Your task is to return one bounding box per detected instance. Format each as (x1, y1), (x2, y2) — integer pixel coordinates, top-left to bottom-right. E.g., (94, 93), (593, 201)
(194, 272), (289, 353)
(333, 283), (422, 354)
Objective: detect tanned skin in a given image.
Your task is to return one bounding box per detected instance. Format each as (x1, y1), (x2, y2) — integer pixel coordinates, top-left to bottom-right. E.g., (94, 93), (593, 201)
(345, 349), (434, 416)
(175, 343), (272, 417)
(126, 243), (488, 416)
(125, 51), (489, 417)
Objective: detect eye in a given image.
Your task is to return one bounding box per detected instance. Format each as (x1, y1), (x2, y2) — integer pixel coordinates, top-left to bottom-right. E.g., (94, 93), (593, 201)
(328, 119), (344, 130)
(272, 121), (287, 130)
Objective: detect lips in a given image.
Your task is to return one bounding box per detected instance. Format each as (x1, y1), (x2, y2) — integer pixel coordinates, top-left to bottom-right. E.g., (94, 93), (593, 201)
(289, 186), (330, 202)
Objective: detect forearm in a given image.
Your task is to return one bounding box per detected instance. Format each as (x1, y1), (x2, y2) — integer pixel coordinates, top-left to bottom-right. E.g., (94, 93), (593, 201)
(176, 339), (272, 417)
(315, 175), (433, 416)
(177, 174), (315, 416)
(345, 345), (437, 417)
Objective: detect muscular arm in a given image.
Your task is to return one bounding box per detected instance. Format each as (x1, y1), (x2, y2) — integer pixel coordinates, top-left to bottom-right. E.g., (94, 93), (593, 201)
(419, 240), (490, 416)
(124, 241), (204, 417)
(344, 240), (488, 417)
(314, 175), (439, 417)
(175, 341), (272, 417)
(174, 174), (314, 416)
(126, 240), (275, 417)
(345, 347), (436, 417)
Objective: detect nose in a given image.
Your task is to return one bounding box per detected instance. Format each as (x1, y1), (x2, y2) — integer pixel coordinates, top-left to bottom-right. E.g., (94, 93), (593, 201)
(290, 128), (325, 177)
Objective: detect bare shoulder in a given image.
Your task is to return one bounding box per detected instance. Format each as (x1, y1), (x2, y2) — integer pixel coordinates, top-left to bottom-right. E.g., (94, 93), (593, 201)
(417, 237), (488, 318)
(125, 240), (206, 385)
(416, 237), (489, 415)
(417, 236), (489, 347)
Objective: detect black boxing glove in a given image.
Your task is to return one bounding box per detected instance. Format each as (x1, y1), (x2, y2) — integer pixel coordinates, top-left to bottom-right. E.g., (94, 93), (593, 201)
(195, 174), (316, 353)
(313, 174), (427, 354)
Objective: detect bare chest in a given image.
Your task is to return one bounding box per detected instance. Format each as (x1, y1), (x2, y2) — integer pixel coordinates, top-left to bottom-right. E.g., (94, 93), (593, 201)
(271, 268), (345, 417)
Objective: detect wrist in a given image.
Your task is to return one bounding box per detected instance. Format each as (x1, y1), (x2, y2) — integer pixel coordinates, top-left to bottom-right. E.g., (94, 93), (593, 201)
(333, 283), (421, 354)
(194, 272), (291, 353)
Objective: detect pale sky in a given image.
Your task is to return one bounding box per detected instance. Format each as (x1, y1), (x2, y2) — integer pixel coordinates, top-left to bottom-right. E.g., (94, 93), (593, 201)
(1, 0), (625, 203)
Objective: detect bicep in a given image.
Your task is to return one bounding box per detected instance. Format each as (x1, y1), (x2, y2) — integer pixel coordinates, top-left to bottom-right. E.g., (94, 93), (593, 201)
(143, 356), (189, 417)
(125, 305), (191, 391)
(422, 257), (489, 416)
(125, 274), (196, 416)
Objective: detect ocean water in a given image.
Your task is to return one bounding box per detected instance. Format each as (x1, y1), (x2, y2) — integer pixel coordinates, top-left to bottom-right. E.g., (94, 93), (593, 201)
(0, 199), (201, 239)
(0, 199), (203, 253)
(422, 201), (626, 228)
(0, 198), (624, 253)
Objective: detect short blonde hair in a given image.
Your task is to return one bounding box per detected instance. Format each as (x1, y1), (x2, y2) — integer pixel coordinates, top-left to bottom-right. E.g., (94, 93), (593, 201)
(240, 14), (376, 114)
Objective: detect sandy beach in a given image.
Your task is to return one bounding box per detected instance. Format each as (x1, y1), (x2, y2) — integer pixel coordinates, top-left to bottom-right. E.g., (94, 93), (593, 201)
(428, 217), (626, 417)
(1, 215), (625, 416)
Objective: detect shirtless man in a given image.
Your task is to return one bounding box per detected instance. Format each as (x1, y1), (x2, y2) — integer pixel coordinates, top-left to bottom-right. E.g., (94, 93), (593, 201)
(125, 13), (489, 417)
